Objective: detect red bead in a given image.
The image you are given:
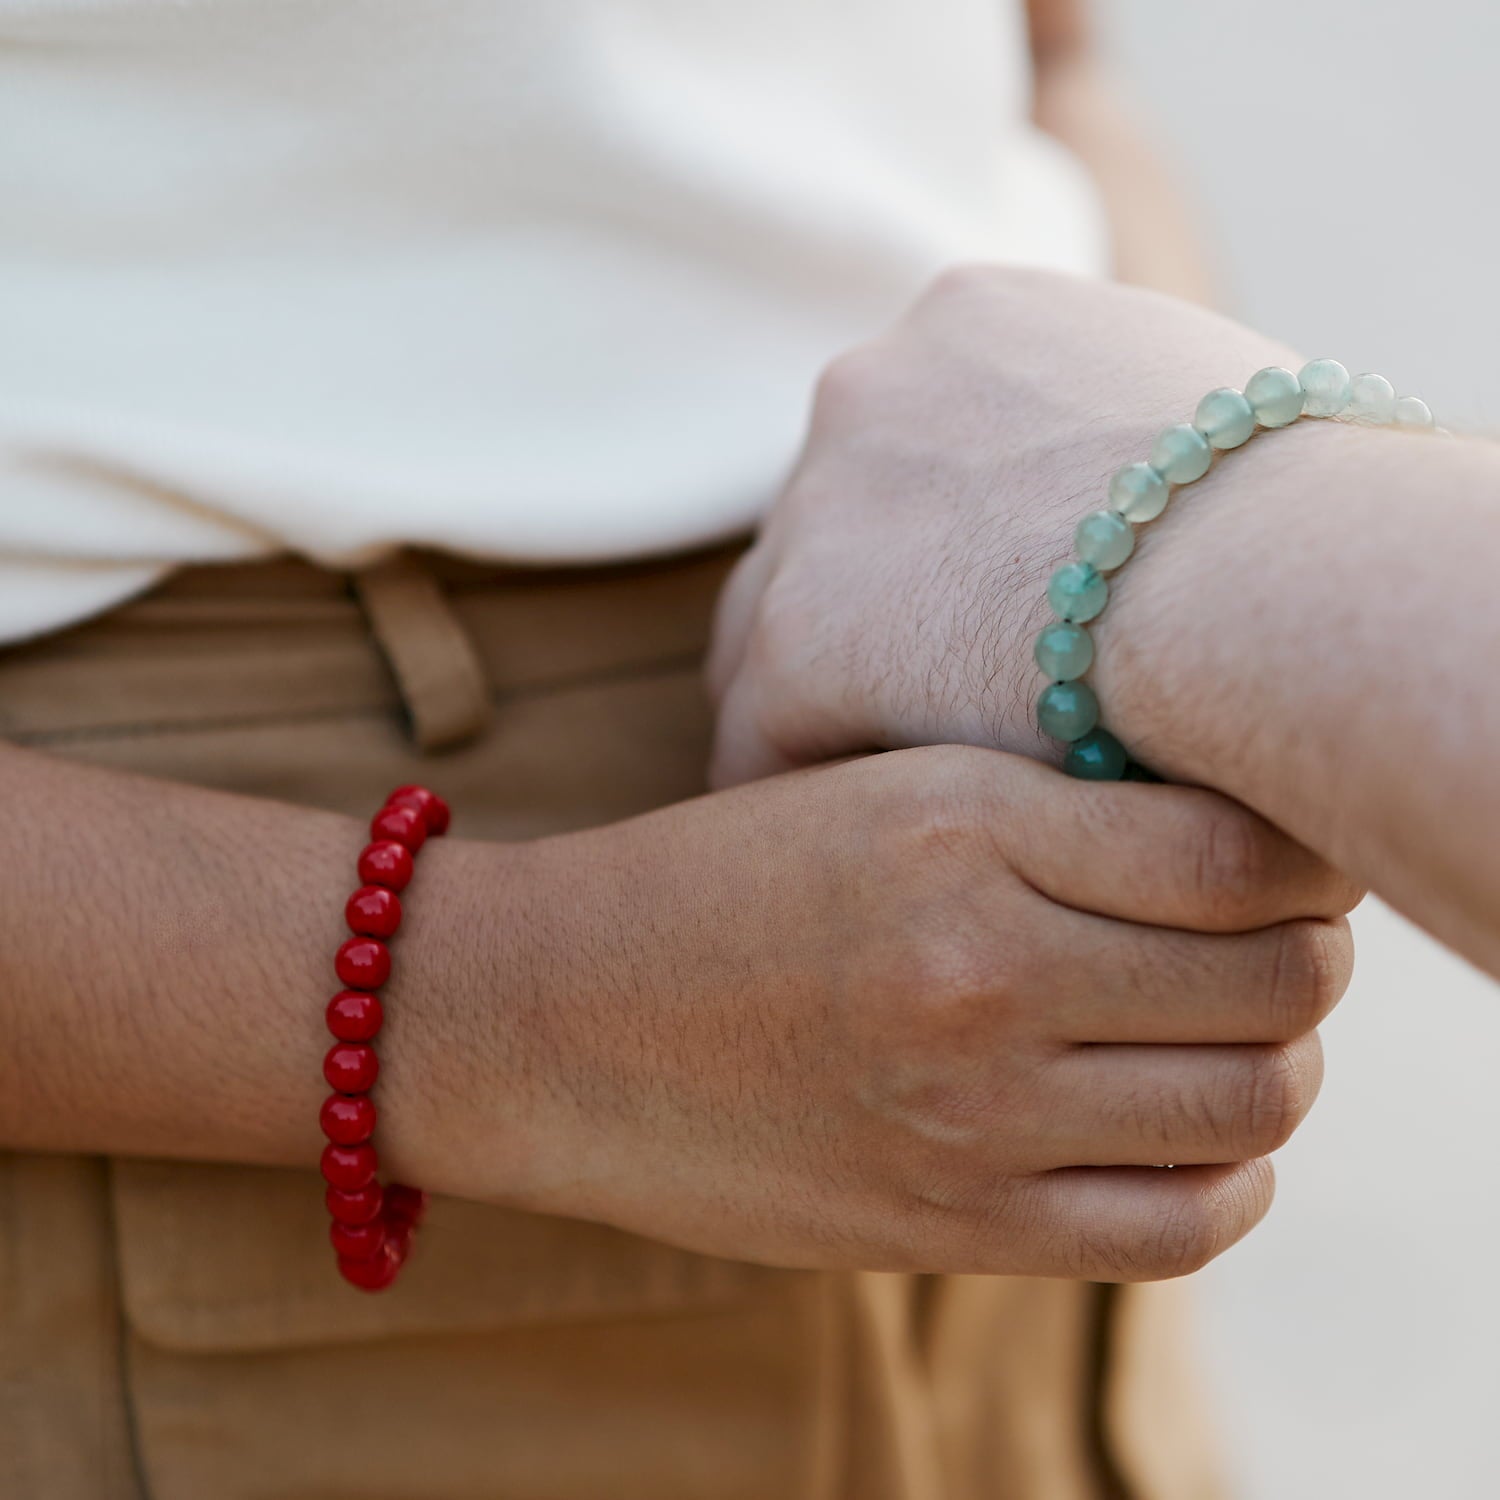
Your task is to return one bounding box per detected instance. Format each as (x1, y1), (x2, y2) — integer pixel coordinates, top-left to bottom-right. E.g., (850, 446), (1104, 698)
(345, 883), (402, 939)
(330, 1217), (387, 1260)
(384, 1184), (428, 1226)
(370, 804), (427, 853)
(321, 1142), (379, 1192)
(327, 1181), (384, 1225)
(357, 839), (414, 892)
(320, 790), (446, 1293)
(326, 989), (384, 1042)
(338, 1242), (402, 1291)
(320, 1092), (377, 1145)
(335, 937), (390, 989)
(387, 785), (450, 836)
(324, 1042), (379, 1093)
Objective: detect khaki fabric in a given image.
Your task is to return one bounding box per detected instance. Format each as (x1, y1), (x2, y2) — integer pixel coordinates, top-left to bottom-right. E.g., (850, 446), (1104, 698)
(0, 548), (1224, 1500)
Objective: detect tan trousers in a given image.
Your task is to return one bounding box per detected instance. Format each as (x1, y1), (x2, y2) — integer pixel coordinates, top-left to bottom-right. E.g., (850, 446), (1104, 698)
(0, 547), (1224, 1500)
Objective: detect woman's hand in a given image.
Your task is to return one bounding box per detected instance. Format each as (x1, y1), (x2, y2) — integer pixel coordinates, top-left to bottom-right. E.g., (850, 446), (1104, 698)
(450, 745), (1359, 1281)
(708, 266), (1294, 785)
(0, 737), (1358, 1279)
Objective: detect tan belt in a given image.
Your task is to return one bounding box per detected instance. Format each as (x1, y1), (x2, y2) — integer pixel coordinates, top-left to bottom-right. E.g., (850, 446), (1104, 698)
(351, 553), (492, 752)
(0, 544), (739, 751)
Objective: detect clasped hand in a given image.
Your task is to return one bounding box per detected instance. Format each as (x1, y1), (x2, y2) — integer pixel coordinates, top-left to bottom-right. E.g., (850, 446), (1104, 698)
(603, 266), (1354, 1281)
(457, 269), (1358, 1283)
(476, 749), (1355, 1283)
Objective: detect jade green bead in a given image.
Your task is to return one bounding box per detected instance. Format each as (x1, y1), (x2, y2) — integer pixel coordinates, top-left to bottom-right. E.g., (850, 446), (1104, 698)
(1348, 372), (1396, 424)
(1033, 621), (1094, 681)
(1193, 387), (1256, 450)
(1150, 424), (1212, 484)
(1299, 358), (1351, 417)
(1037, 681), (1100, 743)
(1394, 394), (1434, 429)
(1245, 366), (1305, 428)
(1074, 510), (1135, 571)
(1047, 561), (1108, 623)
(1064, 728), (1128, 781)
(1108, 463), (1169, 523)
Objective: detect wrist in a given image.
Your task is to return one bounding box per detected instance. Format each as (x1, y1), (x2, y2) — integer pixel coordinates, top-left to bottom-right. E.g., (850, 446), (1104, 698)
(374, 835), (553, 1209)
(1089, 418), (1380, 796)
(979, 367), (1311, 765)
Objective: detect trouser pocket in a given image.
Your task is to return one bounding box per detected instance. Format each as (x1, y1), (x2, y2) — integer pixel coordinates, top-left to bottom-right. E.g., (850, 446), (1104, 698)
(110, 1159), (797, 1500)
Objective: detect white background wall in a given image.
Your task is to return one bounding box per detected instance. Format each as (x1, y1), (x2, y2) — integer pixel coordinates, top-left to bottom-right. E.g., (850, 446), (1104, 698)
(1100, 5), (1500, 1496)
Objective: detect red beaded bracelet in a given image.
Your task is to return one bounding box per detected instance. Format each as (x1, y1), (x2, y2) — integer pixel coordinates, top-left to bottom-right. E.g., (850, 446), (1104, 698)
(319, 784), (449, 1291)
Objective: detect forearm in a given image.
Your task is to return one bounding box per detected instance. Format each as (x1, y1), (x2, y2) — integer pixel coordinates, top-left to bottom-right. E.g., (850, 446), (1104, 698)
(1032, 51), (1217, 305)
(1096, 421), (1500, 971)
(0, 745), (514, 1194)
(715, 266), (1500, 969)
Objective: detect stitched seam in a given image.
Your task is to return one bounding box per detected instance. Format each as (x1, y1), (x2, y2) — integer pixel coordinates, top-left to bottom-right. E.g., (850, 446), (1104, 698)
(1083, 1282), (1137, 1500)
(130, 1275), (761, 1350)
(100, 1162), (153, 1500)
(6, 651), (706, 747)
(7, 701), (394, 748)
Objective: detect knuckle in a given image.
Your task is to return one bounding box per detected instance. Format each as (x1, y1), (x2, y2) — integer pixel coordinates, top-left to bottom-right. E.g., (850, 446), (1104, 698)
(926, 261), (996, 303)
(742, 575), (808, 679)
(1076, 1165), (1276, 1284)
(1117, 1043), (1319, 1161)
(1266, 920), (1353, 1038)
(811, 342), (892, 425)
(890, 928), (1003, 1040)
(1314, 869), (1368, 918)
(1136, 1200), (1224, 1280)
(892, 753), (999, 869)
(907, 1162), (989, 1227)
(733, 588), (823, 751)
(899, 798), (980, 876)
(864, 982), (1037, 1158)
(1239, 1043), (1316, 1155)
(1186, 804), (1271, 925)
(906, 936), (981, 1017)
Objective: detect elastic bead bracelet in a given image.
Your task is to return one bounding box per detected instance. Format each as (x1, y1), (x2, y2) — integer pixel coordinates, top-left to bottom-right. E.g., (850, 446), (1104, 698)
(318, 784), (449, 1291)
(1035, 359), (1438, 778)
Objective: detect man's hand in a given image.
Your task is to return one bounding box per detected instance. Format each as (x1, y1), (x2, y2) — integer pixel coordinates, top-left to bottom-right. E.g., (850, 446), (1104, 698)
(454, 746), (1359, 1281)
(708, 266), (1293, 786)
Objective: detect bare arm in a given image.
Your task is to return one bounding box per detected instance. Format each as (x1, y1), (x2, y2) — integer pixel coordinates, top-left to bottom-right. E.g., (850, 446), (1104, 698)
(0, 736), (1354, 1279)
(0, 745), (501, 1188)
(1098, 418), (1500, 974)
(710, 268), (1500, 977)
(1027, 0), (1217, 303)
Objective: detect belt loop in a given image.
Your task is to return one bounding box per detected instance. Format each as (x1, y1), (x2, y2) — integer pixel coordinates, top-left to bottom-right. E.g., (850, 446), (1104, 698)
(351, 552), (492, 752)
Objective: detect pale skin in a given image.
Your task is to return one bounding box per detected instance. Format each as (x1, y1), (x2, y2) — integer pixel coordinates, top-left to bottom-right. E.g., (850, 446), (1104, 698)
(0, 7), (1332, 1284)
(709, 266), (1500, 979)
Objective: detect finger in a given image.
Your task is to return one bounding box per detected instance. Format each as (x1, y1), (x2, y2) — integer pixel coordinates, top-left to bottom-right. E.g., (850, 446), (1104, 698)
(1002, 1159), (1276, 1282)
(707, 671), (801, 789)
(705, 538), (777, 704)
(1041, 912), (1353, 1044)
(1035, 1034), (1324, 1169)
(997, 757), (1365, 931)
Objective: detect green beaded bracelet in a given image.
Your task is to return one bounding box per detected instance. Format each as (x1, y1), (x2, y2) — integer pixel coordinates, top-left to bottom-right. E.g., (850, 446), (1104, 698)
(1035, 359), (1438, 779)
